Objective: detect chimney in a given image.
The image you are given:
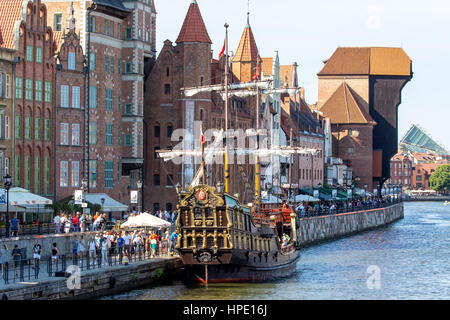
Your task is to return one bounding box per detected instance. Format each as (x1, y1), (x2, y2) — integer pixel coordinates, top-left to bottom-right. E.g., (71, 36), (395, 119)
(300, 87), (305, 100)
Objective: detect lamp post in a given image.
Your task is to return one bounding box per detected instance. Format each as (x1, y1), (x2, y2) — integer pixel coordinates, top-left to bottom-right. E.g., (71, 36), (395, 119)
(4, 174), (12, 237)
(136, 180), (142, 213)
(399, 183), (403, 201)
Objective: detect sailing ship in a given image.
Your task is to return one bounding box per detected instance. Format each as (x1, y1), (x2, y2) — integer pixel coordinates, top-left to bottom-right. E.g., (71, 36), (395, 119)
(158, 23), (317, 283)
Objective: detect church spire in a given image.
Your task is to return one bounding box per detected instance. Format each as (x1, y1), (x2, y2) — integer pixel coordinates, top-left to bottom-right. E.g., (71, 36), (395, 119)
(176, 0), (212, 44)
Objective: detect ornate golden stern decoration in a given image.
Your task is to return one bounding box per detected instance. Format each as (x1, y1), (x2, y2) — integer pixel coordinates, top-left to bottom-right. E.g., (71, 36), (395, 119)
(180, 185), (225, 207)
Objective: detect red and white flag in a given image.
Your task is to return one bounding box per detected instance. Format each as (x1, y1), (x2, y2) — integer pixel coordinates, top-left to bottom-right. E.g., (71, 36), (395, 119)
(252, 63), (260, 81)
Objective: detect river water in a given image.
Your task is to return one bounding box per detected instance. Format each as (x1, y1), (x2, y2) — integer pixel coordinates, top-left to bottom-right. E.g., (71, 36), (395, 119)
(104, 202), (450, 300)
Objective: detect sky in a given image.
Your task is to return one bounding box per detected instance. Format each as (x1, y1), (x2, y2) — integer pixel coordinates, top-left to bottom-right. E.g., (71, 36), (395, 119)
(154, 0), (450, 151)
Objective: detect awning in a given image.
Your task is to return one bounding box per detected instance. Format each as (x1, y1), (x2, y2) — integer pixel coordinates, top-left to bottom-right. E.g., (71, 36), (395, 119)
(85, 193), (128, 212)
(294, 194), (320, 202)
(0, 204), (26, 212)
(1, 187), (53, 206)
(120, 213), (171, 228)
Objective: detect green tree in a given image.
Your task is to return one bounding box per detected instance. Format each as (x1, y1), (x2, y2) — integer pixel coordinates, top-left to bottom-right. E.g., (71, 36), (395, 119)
(429, 165), (450, 193)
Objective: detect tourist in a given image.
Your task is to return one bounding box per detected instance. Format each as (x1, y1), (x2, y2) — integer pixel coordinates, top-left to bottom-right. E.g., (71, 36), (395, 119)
(72, 213), (80, 232)
(51, 243), (59, 270)
(123, 231), (131, 259)
(88, 237), (97, 267)
(53, 213), (61, 234)
(170, 230), (178, 256)
(93, 214), (102, 231)
(150, 236), (157, 257)
(0, 244), (8, 278)
(32, 240), (42, 270)
(11, 245), (21, 277)
(80, 213), (86, 232)
(64, 215), (72, 234)
(117, 232), (124, 264)
(101, 236), (109, 267)
(78, 235), (86, 261)
(11, 216), (19, 237)
(72, 235), (79, 260)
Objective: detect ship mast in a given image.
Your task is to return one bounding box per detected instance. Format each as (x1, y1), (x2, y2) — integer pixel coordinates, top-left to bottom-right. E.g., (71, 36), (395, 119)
(224, 23), (230, 193)
(255, 55), (261, 210)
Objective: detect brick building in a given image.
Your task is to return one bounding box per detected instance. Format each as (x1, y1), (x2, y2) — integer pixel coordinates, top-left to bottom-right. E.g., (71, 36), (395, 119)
(54, 11), (86, 201)
(389, 152), (413, 187)
(44, 0), (157, 209)
(144, 1), (260, 212)
(0, 48), (15, 183)
(0, 0), (57, 196)
(317, 47), (413, 190)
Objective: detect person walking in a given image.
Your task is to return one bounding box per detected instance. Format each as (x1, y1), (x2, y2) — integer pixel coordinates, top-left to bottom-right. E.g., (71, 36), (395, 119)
(72, 235), (79, 264)
(51, 243), (59, 271)
(64, 216), (72, 234)
(88, 237), (97, 267)
(101, 236), (109, 267)
(170, 230), (178, 256)
(72, 213), (80, 232)
(0, 244), (8, 278)
(117, 232), (124, 264)
(32, 240), (42, 271)
(78, 235), (86, 261)
(11, 216), (19, 237)
(11, 245), (21, 277)
(53, 213), (61, 234)
(123, 231), (131, 260)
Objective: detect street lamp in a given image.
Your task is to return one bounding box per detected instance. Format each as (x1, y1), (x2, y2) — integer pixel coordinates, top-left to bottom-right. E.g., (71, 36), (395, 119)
(136, 180), (143, 213)
(4, 174), (12, 237)
(101, 197), (105, 215)
(399, 183), (403, 201)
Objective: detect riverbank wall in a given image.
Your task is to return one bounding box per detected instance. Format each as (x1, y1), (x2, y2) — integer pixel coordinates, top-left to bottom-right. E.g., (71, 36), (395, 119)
(297, 202), (404, 247)
(0, 256), (183, 300)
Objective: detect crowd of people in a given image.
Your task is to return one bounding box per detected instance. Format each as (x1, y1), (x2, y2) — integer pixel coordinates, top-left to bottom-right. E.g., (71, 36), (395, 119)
(298, 196), (398, 217)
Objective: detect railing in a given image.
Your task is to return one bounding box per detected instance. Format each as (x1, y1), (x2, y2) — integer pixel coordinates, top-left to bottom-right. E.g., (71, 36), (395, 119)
(298, 198), (402, 219)
(0, 223), (53, 238)
(1, 240), (173, 285)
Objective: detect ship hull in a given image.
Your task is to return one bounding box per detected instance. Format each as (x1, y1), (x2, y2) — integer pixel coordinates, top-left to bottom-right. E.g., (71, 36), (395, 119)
(184, 249), (300, 283)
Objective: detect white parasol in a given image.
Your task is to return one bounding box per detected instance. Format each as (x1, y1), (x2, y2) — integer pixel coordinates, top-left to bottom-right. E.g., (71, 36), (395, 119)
(120, 212), (171, 228)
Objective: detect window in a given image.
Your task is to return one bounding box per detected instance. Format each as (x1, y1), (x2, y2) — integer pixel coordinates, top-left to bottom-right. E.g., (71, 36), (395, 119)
(124, 103), (132, 115)
(71, 161), (79, 187)
(0, 73), (3, 98)
(106, 89), (113, 110)
(35, 80), (42, 101)
(105, 20), (109, 35)
(125, 62), (132, 74)
(89, 53), (95, 70)
(35, 117), (41, 140)
(105, 123), (113, 145)
(25, 117), (32, 140)
(60, 160), (69, 187)
(44, 81), (52, 102)
(33, 157), (40, 195)
(60, 123), (69, 145)
(154, 126), (160, 137)
(118, 59), (121, 74)
(153, 174), (160, 186)
(72, 123), (80, 145)
(5, 116), (10, 139)
(89, 122), (97, 145)
(89, 86), (97, 109)
(124, 134), (132, 146)
(44, 118), (51, 141)
(110, 22), (114, 37)
(25, 79), (33, 100)
(36, 47), (42, 64)
(14, 155), (20, 186)
(24, 156), (31, 190)
(15, 116), (21, 139)
(167, 175), (173, 186)
(54, 14), (62, 31)
(110, 56), (114, 74)
(5, 157), (9, 176)
(15, 77), (23, 99)
(125, 27), (132, 40)
(26, 46), (33, 62)
(61, 85), (69, 107)
(89, 160), (97, 189)
(117, 23), (121, 39)
(105, 55), (109, 73)
(105, 160), (114, 188)
(89, 16), (95, 32)
(164, 84), (171, 95)
(154, 147), (159, 159)
(44, 157), (50, 195)
(68, 52), (75, 70)
(72, 86), (80, 108)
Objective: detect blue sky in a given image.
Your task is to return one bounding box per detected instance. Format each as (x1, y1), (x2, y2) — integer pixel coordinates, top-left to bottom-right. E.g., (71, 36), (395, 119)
(155, 0), (450, 151)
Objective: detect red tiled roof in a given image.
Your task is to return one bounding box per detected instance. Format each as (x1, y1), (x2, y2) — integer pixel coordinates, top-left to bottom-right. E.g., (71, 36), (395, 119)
(261, 57), (272, 76)
(176, 0), (212, 44)
(232, 22), (259, 62)
(0, 0), (26, 50)
(319, 82), (375, 125)
(53, 31), (63, 51)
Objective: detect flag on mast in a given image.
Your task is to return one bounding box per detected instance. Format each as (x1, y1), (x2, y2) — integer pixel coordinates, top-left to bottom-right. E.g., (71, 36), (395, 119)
(200, 124), (206, 145)
(190, 163), (204, 188)
(252, 63), (260, 81)
(218, 39), (226, 60)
